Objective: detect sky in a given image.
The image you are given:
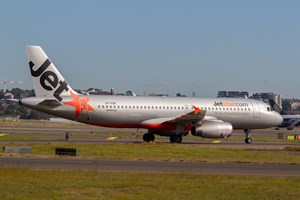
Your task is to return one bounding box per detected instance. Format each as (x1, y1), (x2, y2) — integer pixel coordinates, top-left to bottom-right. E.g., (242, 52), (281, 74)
(0, 0), (299, 98)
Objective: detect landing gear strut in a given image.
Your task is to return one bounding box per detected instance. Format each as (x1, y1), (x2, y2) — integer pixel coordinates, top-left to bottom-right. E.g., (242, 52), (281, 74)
(170, 134), (182, 143)
(143, 133), (155, 142)
(244, 129), (252, 144)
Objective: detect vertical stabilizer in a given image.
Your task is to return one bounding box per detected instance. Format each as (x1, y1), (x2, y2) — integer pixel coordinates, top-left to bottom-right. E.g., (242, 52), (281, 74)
(26, 46), (77, 101)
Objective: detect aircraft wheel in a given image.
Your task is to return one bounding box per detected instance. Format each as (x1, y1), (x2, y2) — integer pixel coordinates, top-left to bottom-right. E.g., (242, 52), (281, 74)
(245, 138), (252, 144)
(170, 135), (176, 143)
(177, 135), (182, 143)
(170, 134), (182, 143)
(143, 133), (155, 142)
(149, 134), (155, 142)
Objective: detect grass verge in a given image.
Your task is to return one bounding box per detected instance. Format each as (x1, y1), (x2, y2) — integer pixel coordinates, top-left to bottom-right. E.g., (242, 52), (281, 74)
(2, 143), (300, 164)
(0, 167), (299, 200)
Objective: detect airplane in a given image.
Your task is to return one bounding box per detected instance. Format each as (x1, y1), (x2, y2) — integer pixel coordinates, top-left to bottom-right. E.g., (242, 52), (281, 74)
(269, 99), (300, 130)
(19, 46), (283, 144)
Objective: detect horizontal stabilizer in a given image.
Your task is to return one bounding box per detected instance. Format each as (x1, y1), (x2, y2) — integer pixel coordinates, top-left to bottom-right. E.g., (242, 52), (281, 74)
(38, 99), (62, 108)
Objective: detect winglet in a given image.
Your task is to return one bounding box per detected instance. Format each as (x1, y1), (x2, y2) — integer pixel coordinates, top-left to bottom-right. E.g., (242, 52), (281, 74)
(192, 105), (200, 115)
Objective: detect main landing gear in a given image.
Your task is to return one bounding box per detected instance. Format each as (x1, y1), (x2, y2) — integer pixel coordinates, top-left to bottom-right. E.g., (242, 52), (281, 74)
(142, 132), (183, 143)
(170, 134), (182, 143)
(244, 129), (252, 144)
(143, 133), (155, 142)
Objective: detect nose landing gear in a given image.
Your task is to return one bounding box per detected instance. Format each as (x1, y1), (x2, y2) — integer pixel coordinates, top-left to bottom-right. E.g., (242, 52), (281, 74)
(244, 129), (252, 144)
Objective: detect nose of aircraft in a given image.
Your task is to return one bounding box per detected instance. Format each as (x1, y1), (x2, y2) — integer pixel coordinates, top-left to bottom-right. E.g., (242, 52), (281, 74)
(274, 112), (283, 126)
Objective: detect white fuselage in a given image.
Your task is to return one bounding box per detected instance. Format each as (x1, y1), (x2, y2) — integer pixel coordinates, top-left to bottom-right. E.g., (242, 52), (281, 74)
(20, 95), (283, 130)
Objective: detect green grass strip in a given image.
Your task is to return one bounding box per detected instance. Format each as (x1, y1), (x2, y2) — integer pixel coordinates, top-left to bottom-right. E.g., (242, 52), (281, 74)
(2, 143), (299, 164)
(0, 167), (299, 200)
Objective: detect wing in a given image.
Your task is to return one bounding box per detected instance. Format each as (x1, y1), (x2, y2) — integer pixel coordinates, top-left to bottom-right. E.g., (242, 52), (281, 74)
(141, 106), (207, 127)
(167, 109), (206, 125)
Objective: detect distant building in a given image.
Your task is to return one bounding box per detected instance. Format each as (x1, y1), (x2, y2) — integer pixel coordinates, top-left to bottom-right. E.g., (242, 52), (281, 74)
(217, 91), (227, 98)
(252, 92), (282, 108)
(148, 93), (169, 97)
(217, 91), (252, 98)
(111, 87), (115, 95)
(291, 100), (300, 110)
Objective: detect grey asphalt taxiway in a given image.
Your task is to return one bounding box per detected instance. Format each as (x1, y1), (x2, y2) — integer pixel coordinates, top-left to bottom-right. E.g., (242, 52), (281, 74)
(1, 126), (300, 149)
(1, 156), (300, 177)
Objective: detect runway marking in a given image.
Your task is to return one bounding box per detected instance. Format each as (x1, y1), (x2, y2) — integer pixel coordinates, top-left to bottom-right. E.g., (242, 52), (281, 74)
(107, 137), (118, 140)
(212, 140), (221, 143)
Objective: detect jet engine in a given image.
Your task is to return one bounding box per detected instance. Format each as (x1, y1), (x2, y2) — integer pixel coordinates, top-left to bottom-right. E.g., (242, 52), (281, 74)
(191, 121), (233, 138)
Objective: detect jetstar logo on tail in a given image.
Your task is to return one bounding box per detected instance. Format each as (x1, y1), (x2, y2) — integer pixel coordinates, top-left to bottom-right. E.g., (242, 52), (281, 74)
(64, 91), (95, 119)
(29, 59), (69, 101)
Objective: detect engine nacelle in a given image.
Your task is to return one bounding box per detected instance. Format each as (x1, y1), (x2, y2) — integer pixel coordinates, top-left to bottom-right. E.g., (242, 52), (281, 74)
(191, 121), (233, 138)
